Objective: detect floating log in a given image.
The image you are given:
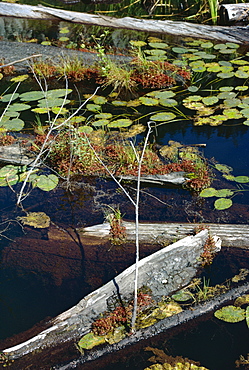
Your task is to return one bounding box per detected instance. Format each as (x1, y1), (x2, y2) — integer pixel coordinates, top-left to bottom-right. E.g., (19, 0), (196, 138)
(2, 229), (220, 360)
(81, 221), (249, 248)
(219, 3), (249, 25)
(0, 2), (249, 44)
(0, 143), (37, 166)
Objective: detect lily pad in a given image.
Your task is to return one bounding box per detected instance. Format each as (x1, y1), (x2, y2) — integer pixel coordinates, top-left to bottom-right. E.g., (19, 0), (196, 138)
(215, 189), (234, 197)
(159, 98), (178, 107)
(214, 305), (245, 322)
(92, 119), (109, 127)
(234, 176), (249, 183)
(139, 97), (158, 106)
(199, 187), (217, 197)
(171, 290), (193, 302)
(95, 113), (113, 119)
(150, 112), (176, 121)
(1, 93), (20, 103)
(214, 198), (233, 210)
(148, 42), (168, 49)
(86, 104), (101, 112)
(202, 96), (219, 106)
(20, 91), (45, 101)
(148, 91), (176, 99)
(215, 164), (233, 173)
(108, 118), (133, 128)
(34, 174), (59, 191)
(234, 295), (249, 307)
(93, 96), (107, 105)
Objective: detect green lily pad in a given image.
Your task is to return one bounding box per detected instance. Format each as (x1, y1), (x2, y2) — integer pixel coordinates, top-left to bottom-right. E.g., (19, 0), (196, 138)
(78, 125), (93, 134)
(246, 306), (249, 329)
(199, 187), (217, 197)
(93, 96), (107, 105)
(234, 176), (249, 183)
(59, 36), (69, 42)
(150, 112), (176, 121)
(148, 42), (168, 49)
(129, 40), (147, 47)
(223, 98), (241, 108)
(7, 103), (31, 112)
(17, 211), (50, 228)
(92, 119), (109, 126)
(234, 295), (249, 307)
(38, 98), (70, 108)
(46, 89), (72, 99)
(215, 189), (234, 197)
(172, 290), (193, 302)
(86, 104), (101, 112)
(95, 113), (113, 119)
(139, 97), (159, 106)
(215, 164), (233, 173)
(108, 118), (133, 128)
(214, 305), (245, 322)
(214, 198), (233, 210)
(51, 107), (68, 115)
(111, 100), (127, 106)
(219, 86), (234, 91)
(230, 59), (249, 65)
(223, 108), (243, 119)
(202, 96), (219, 106)
(159, 98), (178, 107)
(148, 91), (176, 99)
(20, 91), (45, 101)
(235, 86), (248, 91)
(1, 93), (20, 103)
(241, 108), (249, 118)
(34, 174), (59, 191)
(10, 74), (29, 83)
(217, 72), (235, 79)
(78, 332), (106, 350)
(32, 107), (50, 114)
(201, 42), (214, 48)
(235, 70), (249, 79)
(172, 47), (189, 53)
(188, 86), (199, 92)
(226, 42), (239, 49)
(144, 49), (166, 56)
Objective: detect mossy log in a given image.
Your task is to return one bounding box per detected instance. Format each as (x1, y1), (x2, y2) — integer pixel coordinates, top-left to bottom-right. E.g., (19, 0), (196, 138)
(0, 2), (249, 44)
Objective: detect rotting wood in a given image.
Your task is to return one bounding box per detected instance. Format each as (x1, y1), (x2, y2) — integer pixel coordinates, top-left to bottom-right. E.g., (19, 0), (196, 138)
(0, 2), (249, 44)
(2, 229), (220, 360)
(219, 3), (249, 25)
(81, 221), (249, 247)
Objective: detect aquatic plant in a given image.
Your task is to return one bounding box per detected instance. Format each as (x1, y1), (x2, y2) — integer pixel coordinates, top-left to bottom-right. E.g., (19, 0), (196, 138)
(105, 206), (127, 244)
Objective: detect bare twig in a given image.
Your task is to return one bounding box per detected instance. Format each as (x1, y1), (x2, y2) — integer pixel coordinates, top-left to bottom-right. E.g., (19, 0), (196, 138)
(0, 54), (42, 69)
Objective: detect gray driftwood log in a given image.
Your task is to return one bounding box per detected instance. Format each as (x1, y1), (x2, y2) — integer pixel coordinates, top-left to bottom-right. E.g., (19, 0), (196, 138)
(81, 221), (249, 247)
(220, 3), (249, 24)
(2, 229), (220, 360)
(0, 2), (249, 44)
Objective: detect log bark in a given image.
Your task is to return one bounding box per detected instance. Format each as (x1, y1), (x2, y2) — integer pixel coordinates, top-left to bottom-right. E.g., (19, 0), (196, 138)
(2, 229), (219, 360)
(219, 3), (249, 25)
(81, 221), (249, 248)
(0, 2), (249, 44)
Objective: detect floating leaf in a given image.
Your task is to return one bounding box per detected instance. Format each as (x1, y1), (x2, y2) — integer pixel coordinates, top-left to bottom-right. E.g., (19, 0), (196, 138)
(111, 100), (127, 106)
(150, 112), (176, 121)
(217, 72), (234, 79)
(93, 96), (107, 105)
(8, 103), (31, 112)
(226, 42), (239, 49)
(202, 96), (219, 106)
(59, 27), (69, 34)
(243, 120), (249, 126)
(223, 108), (243, 119)
(223, 98), (241, 108)
(241, 108), (249, 118)
(20, 91), (45, 101)
(172, 47), (189, 53)
(51, 107), (68, 115)
(78, 332), (105, 350)
(219, 86), (234, 92)
(17, 212), (50, 228)
(214, 198), (233, 210)
(59, 36), (69, 42)
(144, 49), (166, 56)
(78, 125), (93, 134)
(35, 174), (59, 191)
(246, 306), (249, 329)
(86, 103), (101, 112)
(148, 42), (168, 49)
(215, 164), (233, 173)
(139, 97), (158, 106)
(108, 118), (133, 128)
(1, 93), (19, 102)
(41, 41), (51, 46)
(230, 59), (249, 65)
(234, 295), (249, 307)
(10, 74), (29, 83)
(1, 118), (24, 131)
(235, 70), (249, 79)
(172, 290), (193, 302)
(214, 305), (245, 322)
(235, 86), (248, 91)
(46, 89), (72, 99)
(32, 107), (50, 114)
(129, 40), (147, 47)
(201, 42), (213, 48)
(215, 189), (234, 197)
(92, 119), (109, 126)
(38, 98), (70, 108)
(234, 176), (249, 183)
(148, 91), (176, 99)
(95, 113), (113, 119)
(188, 86), (199, 92)
(199, 187), (217, 197)
(159, 98), (178, 107)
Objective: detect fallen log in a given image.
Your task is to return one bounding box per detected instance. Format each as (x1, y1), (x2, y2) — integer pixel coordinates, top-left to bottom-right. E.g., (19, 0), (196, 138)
(81, 221), (249, 248)
(220, 3), (249, 25)
(0, 2), (249, 44)
(2, 229), (220, 360)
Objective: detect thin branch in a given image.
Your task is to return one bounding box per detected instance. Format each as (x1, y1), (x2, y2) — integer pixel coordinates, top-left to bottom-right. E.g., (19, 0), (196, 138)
(0, 54), (42, 69)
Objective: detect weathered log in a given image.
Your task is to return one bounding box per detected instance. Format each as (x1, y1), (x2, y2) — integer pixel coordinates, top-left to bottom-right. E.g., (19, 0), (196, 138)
(220, 3), (249, 25)
(2, 229), (220, 360)
(0, 2), (249, 44)
(81, 221), (249, 248)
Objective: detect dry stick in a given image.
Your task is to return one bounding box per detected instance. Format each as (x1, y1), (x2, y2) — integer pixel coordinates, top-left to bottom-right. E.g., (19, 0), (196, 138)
(130, 122), (152, 333)
(0, 54), (42, 69)
(16, 85), (100, 205)
(84, 122), (152, 333)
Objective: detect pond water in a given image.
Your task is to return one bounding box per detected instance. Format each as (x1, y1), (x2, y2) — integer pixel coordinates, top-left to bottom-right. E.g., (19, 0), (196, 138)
(0, 14), (249, 369)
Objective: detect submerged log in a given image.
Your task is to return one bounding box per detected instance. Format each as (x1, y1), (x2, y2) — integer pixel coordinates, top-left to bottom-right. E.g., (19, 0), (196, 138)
(0, 2), (249, 44)
(2, 229), (220, 360)
(81, 221), (249, 248)
(220, 3), (249, 25)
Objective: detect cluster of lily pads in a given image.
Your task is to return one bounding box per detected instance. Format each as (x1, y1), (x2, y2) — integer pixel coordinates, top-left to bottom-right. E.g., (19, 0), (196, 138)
(200, 163), (249, 210)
